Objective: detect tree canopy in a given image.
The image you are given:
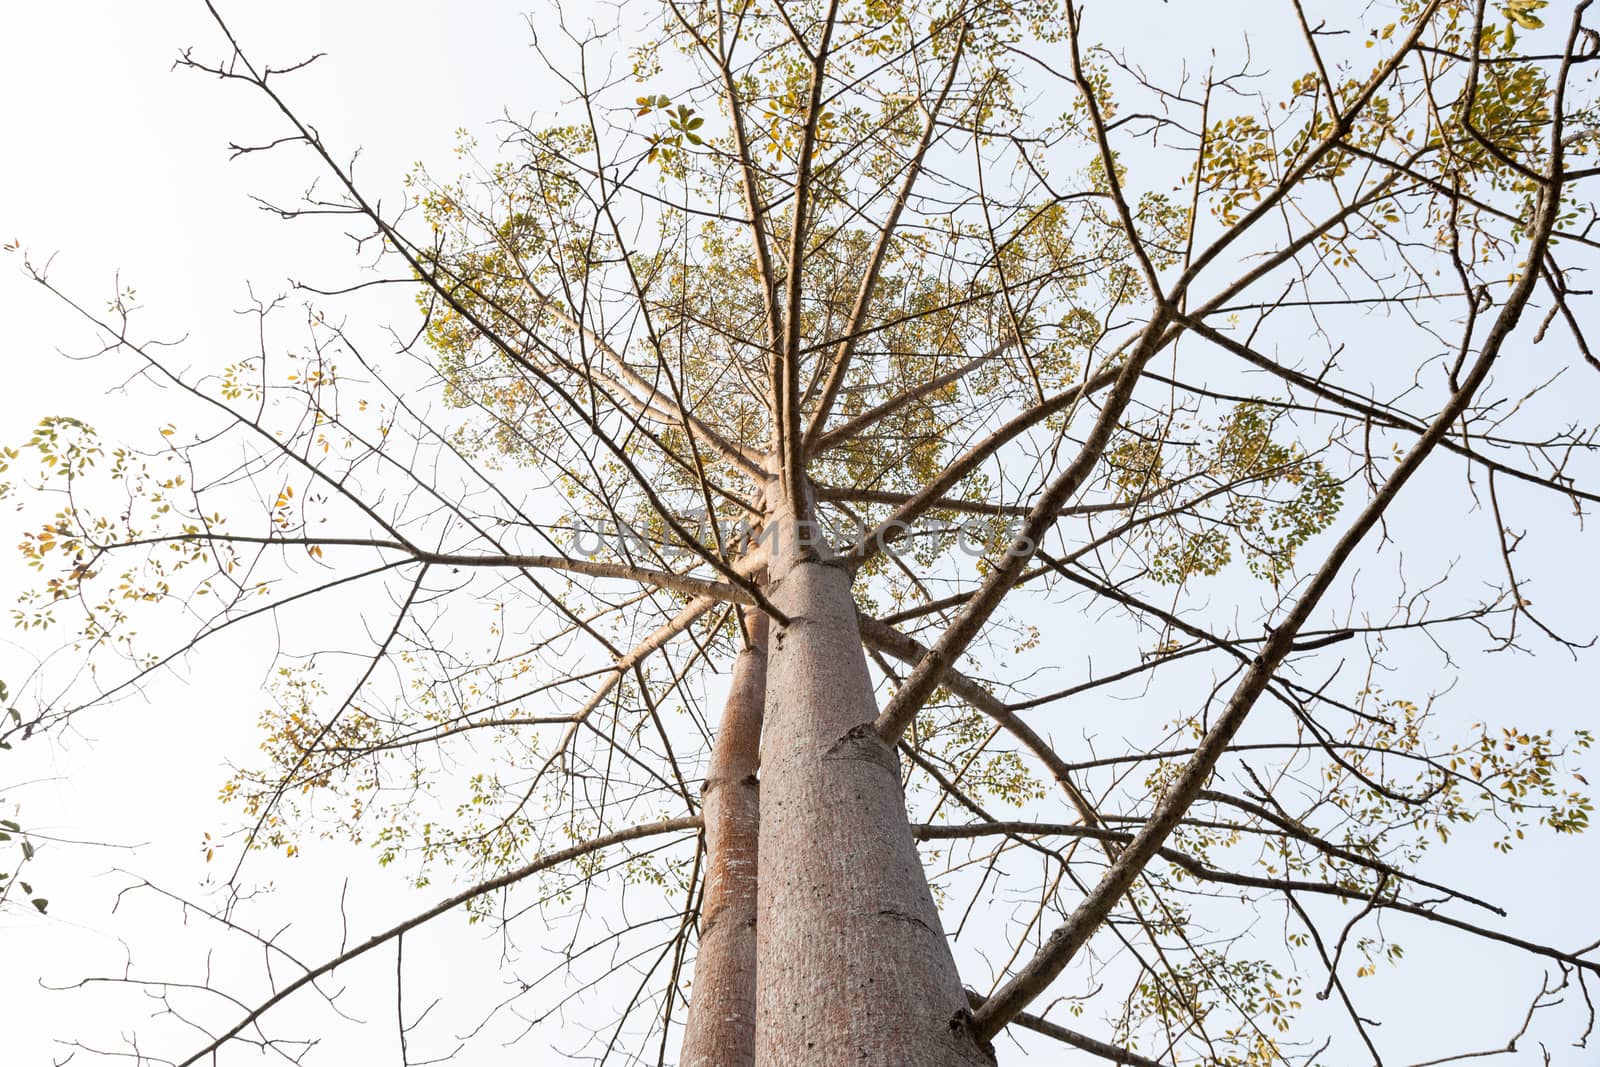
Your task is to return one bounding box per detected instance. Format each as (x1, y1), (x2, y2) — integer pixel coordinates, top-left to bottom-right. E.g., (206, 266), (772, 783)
(5, 0), (1600, 1063)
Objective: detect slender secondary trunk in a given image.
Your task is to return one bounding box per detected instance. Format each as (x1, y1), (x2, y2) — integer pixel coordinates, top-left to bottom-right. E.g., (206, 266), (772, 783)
(681, 608), (769, 1067)
(754, 498), (993, 1066)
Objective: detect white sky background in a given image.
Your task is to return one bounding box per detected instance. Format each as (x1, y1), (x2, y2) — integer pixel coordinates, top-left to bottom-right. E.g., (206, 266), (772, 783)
(0, 1), (1597, 1064)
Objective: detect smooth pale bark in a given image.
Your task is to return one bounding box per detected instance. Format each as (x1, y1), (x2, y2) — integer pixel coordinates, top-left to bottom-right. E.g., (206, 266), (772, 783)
(754, 498), (993, 1066)
(681, 608), (769, 1067)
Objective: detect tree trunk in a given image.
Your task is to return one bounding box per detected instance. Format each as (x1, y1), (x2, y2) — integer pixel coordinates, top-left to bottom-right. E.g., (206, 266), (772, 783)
(681, 607), (768, 1067)
(754, 501), (993, 1066)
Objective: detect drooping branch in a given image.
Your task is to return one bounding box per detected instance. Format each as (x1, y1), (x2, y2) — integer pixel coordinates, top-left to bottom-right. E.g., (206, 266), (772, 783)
(963, 989), (1169, 1067)
(175, 815), (702, 1066)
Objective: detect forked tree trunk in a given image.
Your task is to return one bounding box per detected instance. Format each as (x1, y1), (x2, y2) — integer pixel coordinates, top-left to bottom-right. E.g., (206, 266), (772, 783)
(681, 607), (769, 1067)
(754, 500), (993, 1066)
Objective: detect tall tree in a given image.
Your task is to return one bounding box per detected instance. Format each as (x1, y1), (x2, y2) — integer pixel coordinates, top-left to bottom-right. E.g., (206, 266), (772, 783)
(7, 0), (1600, 1063)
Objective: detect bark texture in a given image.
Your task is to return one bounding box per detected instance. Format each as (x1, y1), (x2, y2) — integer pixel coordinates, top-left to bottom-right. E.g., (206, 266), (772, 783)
(681, 609), (768, 1067)
(754, 505), (993, 1066)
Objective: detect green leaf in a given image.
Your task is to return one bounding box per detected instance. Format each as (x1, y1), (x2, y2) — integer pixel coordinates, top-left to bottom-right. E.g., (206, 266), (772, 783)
(1504, 0), (1546, 28)
(31, 898), (46, 914)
